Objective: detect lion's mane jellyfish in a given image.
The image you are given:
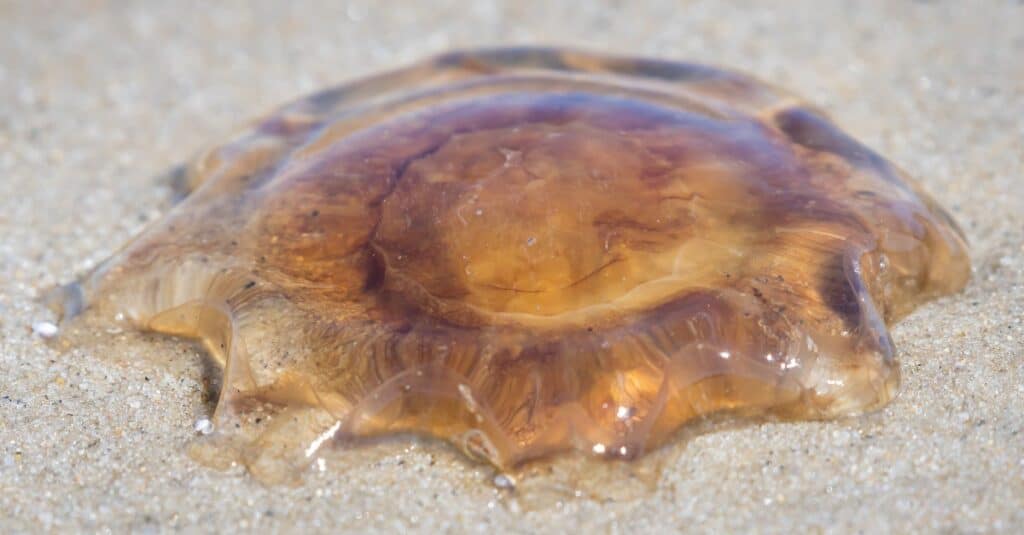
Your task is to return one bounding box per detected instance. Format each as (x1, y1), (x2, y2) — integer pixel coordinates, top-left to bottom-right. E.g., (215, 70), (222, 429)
(48, 47), (970, 484)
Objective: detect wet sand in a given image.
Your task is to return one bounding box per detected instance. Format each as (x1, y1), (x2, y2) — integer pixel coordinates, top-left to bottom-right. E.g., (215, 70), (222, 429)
(1, 1), (1021, 532)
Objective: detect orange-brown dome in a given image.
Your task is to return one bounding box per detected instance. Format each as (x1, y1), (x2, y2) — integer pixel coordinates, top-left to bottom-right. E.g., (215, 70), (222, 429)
(51, 47), (970, 483)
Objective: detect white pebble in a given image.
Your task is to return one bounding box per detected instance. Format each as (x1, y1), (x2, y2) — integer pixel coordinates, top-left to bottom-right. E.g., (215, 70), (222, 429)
(31, 321), (58, 338)
(193, 418), (214, 435)
(493, 473), (515, 489)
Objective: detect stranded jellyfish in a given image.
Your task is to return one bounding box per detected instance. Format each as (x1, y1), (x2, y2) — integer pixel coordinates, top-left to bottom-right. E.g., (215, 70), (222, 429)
(49, 47), (970, 482)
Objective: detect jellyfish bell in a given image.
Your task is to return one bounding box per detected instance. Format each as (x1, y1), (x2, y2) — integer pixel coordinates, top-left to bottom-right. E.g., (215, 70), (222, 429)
(48, 47), (970, 484)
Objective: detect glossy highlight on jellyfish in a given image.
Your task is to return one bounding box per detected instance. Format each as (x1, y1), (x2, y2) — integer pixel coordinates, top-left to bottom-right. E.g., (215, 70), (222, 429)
(48, 47), (970, 483)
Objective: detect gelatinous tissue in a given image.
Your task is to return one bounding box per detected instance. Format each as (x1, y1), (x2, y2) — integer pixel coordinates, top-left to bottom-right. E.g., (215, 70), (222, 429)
(47, 47), (970, 484)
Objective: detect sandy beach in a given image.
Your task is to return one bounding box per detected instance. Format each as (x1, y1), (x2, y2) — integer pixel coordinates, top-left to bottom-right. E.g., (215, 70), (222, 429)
(1, 1), (1021, 532)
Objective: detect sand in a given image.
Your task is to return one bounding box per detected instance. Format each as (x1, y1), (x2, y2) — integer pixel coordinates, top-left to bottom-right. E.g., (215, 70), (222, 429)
(1, 1), (1021, 532)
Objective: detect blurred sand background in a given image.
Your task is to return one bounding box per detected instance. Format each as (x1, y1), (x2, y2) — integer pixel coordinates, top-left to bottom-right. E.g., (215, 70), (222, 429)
(1, 1), (1022, 532)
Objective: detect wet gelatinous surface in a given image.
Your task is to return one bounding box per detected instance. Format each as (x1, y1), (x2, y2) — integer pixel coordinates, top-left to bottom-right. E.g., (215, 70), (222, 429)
(51, 47), (970, 482)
